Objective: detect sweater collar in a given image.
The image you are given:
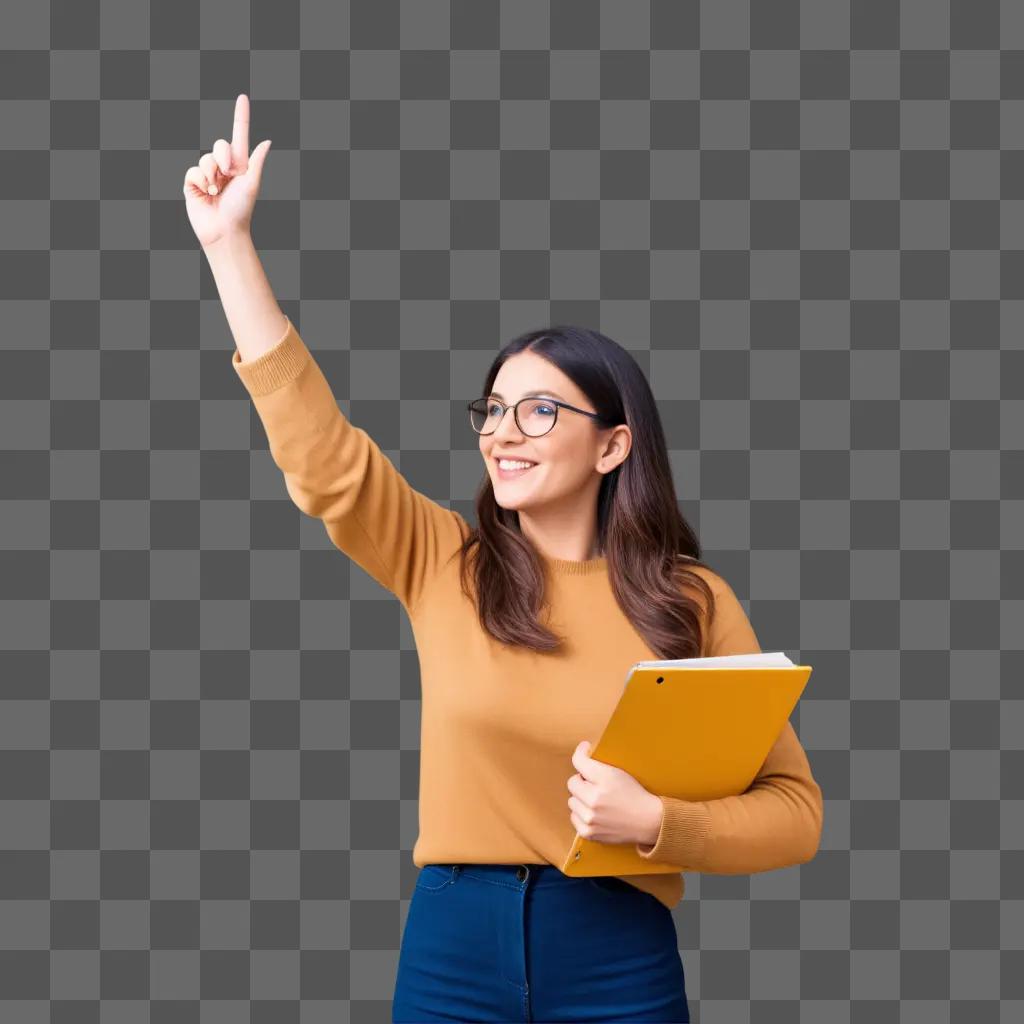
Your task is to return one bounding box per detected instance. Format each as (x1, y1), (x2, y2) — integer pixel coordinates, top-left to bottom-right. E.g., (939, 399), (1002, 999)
(540, 552), (608, 576)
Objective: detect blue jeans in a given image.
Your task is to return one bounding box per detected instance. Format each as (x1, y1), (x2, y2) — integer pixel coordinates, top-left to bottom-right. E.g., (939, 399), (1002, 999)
(393, 862), (690, 1023)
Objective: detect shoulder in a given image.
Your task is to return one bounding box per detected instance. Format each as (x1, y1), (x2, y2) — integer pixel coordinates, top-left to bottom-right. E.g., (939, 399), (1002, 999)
(680, 563), (759, 657)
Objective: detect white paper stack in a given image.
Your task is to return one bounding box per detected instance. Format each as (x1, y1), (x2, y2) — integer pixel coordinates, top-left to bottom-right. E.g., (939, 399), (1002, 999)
(632, 652), (795, 669)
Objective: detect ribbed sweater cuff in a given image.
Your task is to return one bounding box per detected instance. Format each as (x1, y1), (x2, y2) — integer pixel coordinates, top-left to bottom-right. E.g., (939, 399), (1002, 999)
(635, 795), (712, 870)
(231, 316), (309, 397)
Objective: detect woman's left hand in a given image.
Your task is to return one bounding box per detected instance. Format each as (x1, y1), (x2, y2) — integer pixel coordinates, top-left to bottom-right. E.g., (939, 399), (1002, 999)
(567, 740), (663, 846)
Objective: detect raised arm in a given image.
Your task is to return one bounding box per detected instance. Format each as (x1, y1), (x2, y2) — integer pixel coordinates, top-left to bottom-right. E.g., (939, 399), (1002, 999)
(634, 570), (825, 873)
(185, 94), (466, 613)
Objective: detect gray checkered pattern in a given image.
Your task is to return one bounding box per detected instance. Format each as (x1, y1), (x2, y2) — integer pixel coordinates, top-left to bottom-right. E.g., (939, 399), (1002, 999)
(1, 0), (1022, 1021)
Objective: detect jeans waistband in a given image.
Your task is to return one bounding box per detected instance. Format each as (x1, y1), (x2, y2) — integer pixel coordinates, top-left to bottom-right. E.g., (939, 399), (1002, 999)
(428, 863), (593, 889)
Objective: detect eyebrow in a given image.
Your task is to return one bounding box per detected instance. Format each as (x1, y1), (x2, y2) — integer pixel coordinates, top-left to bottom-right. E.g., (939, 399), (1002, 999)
(488, 389), (567, 402)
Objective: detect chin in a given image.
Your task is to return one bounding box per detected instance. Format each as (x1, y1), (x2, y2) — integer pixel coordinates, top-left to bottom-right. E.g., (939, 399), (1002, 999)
(492, 493), (530, 512)
(489, 481), (534, 512)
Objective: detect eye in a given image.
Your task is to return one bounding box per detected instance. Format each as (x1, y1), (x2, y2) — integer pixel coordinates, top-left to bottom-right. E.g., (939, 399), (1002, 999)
(535, 404), (555, 416)
(487, 402), (503, 416)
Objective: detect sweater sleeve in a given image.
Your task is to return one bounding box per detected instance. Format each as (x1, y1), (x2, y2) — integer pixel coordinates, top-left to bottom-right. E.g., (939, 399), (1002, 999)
(231, 315), (467, 614)
(634, 571), (824, 873)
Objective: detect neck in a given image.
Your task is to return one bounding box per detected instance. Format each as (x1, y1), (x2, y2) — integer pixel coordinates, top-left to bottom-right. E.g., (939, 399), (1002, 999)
(515, 509), (600, 563)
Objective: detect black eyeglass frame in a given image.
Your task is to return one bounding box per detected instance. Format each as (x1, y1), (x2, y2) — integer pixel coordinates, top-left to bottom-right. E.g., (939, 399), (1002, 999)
(466, 396), (617, 437)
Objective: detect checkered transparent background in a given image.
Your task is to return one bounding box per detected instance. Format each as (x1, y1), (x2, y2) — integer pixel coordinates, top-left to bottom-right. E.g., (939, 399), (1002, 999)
(1, 1), (1023, 1021)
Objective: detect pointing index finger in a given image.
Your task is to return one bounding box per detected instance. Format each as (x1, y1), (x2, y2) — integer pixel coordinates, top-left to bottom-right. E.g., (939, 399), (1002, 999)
(231, 93), (249, 168)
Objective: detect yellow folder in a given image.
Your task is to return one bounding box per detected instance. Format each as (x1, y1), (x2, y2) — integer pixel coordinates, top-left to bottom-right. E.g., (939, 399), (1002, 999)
(561, 653), (814, 877)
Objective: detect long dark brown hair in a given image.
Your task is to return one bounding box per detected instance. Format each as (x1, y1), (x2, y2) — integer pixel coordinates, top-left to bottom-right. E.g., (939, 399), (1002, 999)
(451, 324), (718, 660)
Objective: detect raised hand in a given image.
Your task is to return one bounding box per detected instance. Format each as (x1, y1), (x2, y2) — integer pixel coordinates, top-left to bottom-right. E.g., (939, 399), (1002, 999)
(182, 93), (272, 250)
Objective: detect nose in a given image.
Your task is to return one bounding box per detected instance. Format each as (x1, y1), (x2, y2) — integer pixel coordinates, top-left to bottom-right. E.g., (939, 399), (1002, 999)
(490, 404), (525, 443)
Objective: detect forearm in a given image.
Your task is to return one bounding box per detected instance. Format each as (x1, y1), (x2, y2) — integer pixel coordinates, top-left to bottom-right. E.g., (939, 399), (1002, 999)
(202, 230), (289, 363)
(635, 722), (824, 873)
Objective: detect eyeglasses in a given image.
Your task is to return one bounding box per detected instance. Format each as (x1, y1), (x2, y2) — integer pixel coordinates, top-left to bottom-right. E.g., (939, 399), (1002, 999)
(467, 396), (613, 437)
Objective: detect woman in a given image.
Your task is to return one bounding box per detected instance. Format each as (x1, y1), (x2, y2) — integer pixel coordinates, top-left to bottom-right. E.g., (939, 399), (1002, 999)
(185, 94), (824, 1024)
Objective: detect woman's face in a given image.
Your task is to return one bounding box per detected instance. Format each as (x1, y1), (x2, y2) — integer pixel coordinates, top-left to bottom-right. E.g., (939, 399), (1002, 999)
(478, 350), (616, 512)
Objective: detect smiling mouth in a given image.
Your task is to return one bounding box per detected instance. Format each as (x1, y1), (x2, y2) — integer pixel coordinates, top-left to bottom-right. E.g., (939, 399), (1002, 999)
(494, 458), (539, 477)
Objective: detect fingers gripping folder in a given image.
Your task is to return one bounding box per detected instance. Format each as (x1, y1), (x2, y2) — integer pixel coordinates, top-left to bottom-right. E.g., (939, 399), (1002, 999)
(560, 652), (813, 877)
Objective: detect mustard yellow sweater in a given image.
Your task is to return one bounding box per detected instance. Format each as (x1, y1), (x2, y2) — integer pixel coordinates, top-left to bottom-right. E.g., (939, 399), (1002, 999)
(231, 316), (824, 911)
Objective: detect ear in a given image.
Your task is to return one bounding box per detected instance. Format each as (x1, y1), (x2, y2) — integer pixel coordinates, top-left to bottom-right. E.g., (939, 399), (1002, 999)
(598, 423), (631, 472)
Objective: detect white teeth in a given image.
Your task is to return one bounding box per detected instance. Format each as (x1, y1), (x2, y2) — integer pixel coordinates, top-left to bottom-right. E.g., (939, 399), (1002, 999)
(498, 459), (536, 470)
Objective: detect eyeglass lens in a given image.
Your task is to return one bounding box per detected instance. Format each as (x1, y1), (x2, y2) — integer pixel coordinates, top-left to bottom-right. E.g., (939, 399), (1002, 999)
(469, 398), (557, 436)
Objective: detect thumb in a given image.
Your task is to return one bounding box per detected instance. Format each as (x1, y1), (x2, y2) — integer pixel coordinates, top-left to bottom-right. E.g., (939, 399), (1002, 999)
(246, 139), (272, 187)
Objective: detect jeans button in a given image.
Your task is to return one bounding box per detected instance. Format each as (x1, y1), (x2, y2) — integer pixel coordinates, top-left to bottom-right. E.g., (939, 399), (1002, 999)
(515, 865), (527, 882)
